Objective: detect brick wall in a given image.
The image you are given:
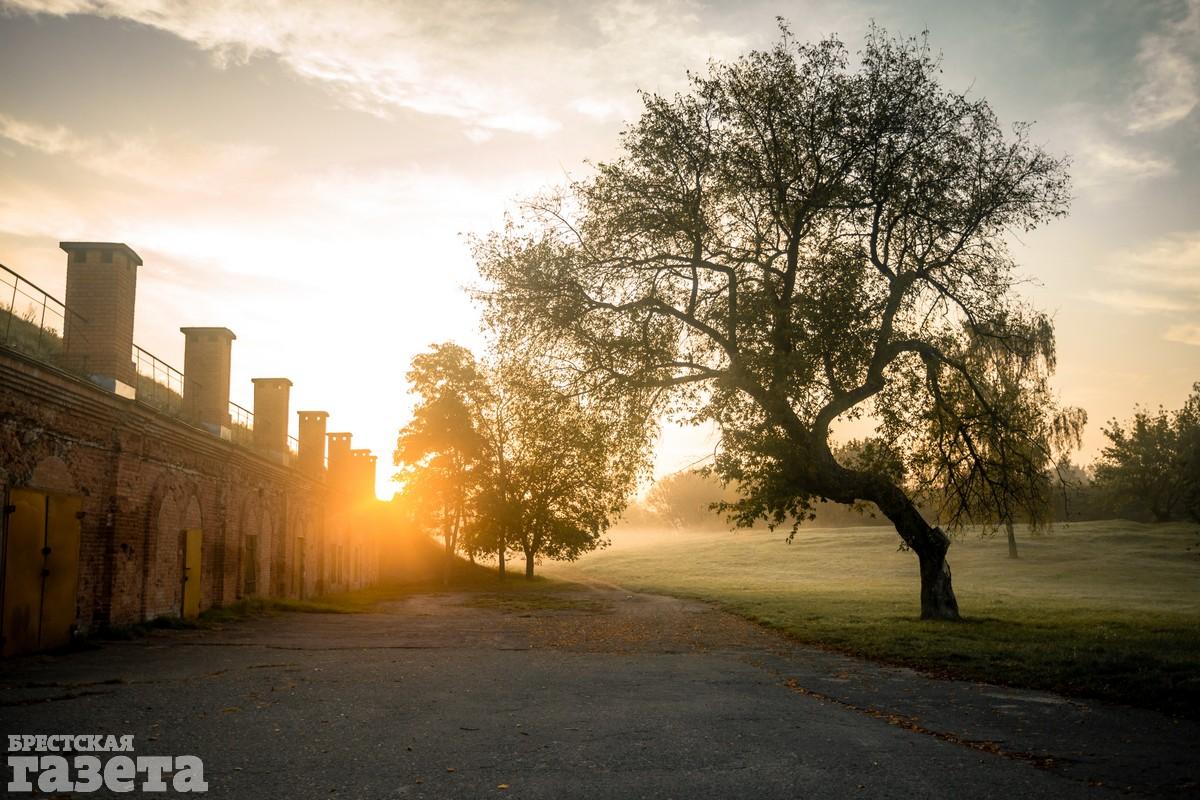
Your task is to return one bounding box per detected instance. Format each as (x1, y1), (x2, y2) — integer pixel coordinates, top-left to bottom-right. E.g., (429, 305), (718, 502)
(0, 346), (379, 633)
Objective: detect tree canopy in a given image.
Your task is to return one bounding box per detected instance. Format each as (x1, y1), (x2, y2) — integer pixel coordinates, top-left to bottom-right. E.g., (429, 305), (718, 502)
(475, 25), (1074, 619)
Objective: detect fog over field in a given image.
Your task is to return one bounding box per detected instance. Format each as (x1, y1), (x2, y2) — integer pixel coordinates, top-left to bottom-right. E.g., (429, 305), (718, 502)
(577, 521), (1200, 614)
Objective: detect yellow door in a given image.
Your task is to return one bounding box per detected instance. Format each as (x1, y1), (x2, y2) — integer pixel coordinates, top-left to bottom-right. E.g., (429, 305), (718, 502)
(40, 494), (81, 651)
(182, 529), (202, 619)
(1, 489), (80, 656)
(2, 488), (46, 657)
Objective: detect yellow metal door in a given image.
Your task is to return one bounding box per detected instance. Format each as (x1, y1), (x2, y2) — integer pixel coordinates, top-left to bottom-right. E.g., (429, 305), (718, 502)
(2, 488), (46, 657)
(40, 494), (81, 651)
(182, 528), (202, 619)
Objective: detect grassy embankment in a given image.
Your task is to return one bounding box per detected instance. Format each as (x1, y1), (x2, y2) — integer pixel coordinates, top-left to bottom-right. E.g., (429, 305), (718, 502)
(552, 520), (1200, 714)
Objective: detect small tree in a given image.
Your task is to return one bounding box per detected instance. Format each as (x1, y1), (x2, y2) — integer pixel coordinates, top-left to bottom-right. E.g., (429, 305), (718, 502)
(394, 343), (486, 581)
(475, 360), (651, 578)
(1095, 383), (1200, 522)
(476, 26), (1071, 618)
(645, 470), (735, 528)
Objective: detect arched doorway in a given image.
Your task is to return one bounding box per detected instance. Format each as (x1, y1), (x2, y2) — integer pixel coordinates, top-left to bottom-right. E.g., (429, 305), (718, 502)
(178, 495), (203, 618)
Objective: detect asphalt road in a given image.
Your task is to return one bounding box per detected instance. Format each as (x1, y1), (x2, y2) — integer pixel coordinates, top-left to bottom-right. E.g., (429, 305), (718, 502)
(2, 583), (1196, 798)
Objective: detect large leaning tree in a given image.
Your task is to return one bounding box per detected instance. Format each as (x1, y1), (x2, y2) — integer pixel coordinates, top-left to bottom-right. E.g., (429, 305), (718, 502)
(475, 26), (1072, 619)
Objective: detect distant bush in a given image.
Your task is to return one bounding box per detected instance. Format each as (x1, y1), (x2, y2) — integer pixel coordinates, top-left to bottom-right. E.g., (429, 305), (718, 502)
(1093, 383), (1200, 522)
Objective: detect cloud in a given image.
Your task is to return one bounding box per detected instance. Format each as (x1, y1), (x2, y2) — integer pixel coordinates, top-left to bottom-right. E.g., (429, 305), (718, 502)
(1165, 322), (1200, 346)
(1073, 135), (1174, 187)
(1127, 0), (1200, 132)
(1090, 231), (1200, 345)
(570, 97), (625, 121)
(1086, 289), (1191, 314)
(1107, 231), (1200, 293)
(1050, 4), (1196, 193)
(0, 176), (92, 239)
(2, 0), (747, 137)
(0, 113), (272, 192)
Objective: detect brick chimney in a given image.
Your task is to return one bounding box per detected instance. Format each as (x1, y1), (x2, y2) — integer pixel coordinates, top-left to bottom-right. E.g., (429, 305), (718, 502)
(297, 410), (328, 477)
(351, 449), (373, 501)
(180, 327), (235, 432)
(364, 453), (377, 500)
(60, 241), (141, 394)
(251, 378), (292, 455)
(326, 432), (352, 492)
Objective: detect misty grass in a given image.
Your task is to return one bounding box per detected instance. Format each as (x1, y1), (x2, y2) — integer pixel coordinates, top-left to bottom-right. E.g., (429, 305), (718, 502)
(555, 520), (1200, 713)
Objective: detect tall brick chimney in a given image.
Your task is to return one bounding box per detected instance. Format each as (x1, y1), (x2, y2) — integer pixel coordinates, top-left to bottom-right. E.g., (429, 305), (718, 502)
(60, 241), (141, 393)
(297, 410), (328, 477)
(251, 378), (292, 455)
(326, 432), (352, 492)
(180, 327), (235, 431)
(364, 453), (377, 500)
(351, 449), (373, 501)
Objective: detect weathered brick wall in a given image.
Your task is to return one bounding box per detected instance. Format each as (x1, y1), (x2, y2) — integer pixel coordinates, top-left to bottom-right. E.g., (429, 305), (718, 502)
(0, 346), (373, 633)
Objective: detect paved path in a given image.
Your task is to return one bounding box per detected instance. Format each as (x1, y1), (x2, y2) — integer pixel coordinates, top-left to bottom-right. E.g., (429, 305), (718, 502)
(2, 584), (1196, 798)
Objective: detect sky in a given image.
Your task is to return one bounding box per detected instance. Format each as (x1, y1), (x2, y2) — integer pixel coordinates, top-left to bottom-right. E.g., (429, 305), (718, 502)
(0, 0), (1197, 499)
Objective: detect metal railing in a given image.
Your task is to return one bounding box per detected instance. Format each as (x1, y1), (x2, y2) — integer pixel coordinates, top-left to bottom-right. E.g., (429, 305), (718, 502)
(229, 401), (254, 447)
(132, 344), (188, 417)
(1, 262), (309, 470)
(0, 263), (87, 369)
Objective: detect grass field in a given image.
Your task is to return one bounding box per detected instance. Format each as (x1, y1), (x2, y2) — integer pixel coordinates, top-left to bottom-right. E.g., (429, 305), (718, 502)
(549, 520), (1200, 715)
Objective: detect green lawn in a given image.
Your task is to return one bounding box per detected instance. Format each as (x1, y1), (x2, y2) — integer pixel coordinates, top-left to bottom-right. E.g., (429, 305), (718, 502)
(551, 520), (1200, 715)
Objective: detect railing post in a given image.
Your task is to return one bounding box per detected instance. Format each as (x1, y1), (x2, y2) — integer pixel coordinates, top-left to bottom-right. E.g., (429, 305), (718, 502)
(37, 291), (47, 353)
(5, 277), (16, 344)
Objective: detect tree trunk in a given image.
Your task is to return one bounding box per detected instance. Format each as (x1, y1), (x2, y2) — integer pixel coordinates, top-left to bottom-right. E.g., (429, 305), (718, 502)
(916, 540), (958, 620)
(498, 548), (506, 579)
(442, 520), (453, 586)
(524, 551), (535, 580)
(1006, 520), (1018, 559)
(869, 480), (960, 620)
